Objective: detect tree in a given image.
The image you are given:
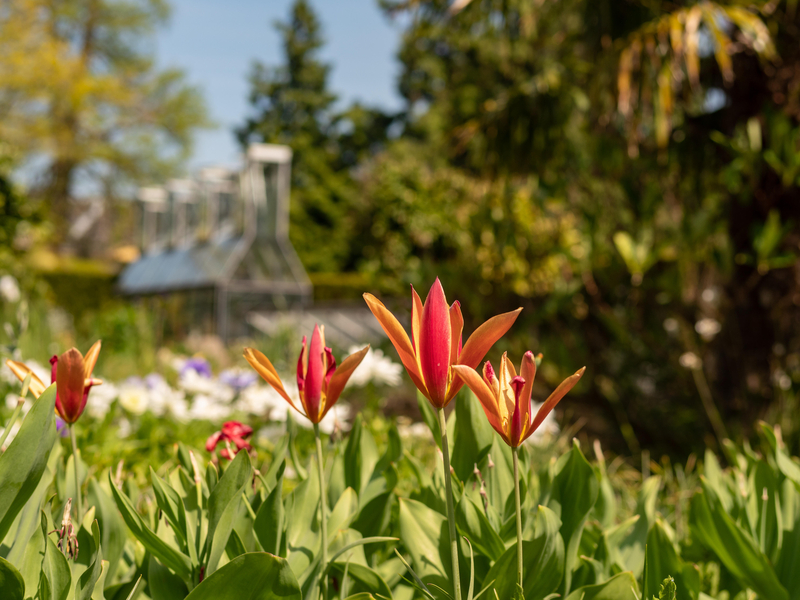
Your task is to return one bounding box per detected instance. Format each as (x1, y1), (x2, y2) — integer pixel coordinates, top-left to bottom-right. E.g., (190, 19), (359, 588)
(237, 0), (394, 273)
(0, 0), (210, 241)
(365, 0), (800, 455)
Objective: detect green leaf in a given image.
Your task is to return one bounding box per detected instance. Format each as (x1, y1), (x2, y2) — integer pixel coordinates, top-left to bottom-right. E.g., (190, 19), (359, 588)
(254, 461), (285, 554)
(483, 505), (564, 600)
(148, 555), (189, 600)
(87, 478), (126, 584)
(90, 560), (109, 600)
(284, 461), (321, 579)
(656, 577), (677, 600)
(76, 520), (104, 600)
(5, 447), (55, 566)
(329, 562), (392, 597)
(205, 450), (252, 574)
(41, 514), (71, 600)
(344, 415), (380, 496)
(642, 520), (699, 600)
(226, 529), (247, 560)
(397, 497), (450, 592)
(108, 472), (192, 580)
(184, 552), (301, 600)
(689, 478), (788, 600)
(563, 571), (639, 600)
(416, 391), (441, 448)
(0, 556), (25, 600)
(17, 507), (47, 599)
(0, 385), (57, 542)
(150, 467), (189, 547)
(617, 475), (660, 577)
(547, 439), (599, 596)
(450, 389), (494, 482)
(455, 495), (504, 561)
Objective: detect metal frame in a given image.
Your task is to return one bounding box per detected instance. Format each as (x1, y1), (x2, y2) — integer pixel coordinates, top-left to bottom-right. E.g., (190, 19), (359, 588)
(119, 143), (312, 341)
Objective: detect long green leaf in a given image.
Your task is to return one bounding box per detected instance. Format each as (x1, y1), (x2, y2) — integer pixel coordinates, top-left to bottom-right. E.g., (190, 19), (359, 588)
(184, 552), (301, 600)
(108, 472), (192, 580)
(0, 556), (25, 600)
(0, 385), (57, 541)
(689, 478), (788, 600)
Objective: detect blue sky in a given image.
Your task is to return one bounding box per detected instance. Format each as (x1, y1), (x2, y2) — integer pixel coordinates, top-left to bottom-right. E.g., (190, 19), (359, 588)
(156, 0), (404, 172)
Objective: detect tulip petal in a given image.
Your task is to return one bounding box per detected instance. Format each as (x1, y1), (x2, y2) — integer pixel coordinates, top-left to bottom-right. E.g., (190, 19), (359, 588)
(83, 340), (102, 379)
(304, 325), (325, 421)
(526, 367), (586, 441)
(449, 301), (464, 367)
(457, 308), (523, 369)
(509, 376), (526, 446)
(244, 347), (302, 415)
(411, 286), (423, 362)
(206, 431), (222, 452)
(518, 351), (536, 438)
(419, 278), (452, 407)
(452, 365), (506, 440)
(321, 345), (370, 421)
(363, 292), (427, 393)
(297, 336), (307, 393)
(57, 348), (89, 423)
(5, 359), (47, 398)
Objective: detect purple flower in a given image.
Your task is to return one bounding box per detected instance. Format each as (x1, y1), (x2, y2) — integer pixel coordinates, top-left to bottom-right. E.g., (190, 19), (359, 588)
(144, 373), (167, 389)
(219, 369), (258, 391)
(181, 358), (212, 378)
(56, 417), (68, 437)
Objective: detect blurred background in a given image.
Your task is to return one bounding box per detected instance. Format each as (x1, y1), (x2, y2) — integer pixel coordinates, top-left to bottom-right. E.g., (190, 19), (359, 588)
(2, 0), (800, 461)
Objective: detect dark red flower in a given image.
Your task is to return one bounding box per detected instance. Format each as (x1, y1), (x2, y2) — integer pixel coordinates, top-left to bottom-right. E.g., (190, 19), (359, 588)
(206, 421), (253, 460)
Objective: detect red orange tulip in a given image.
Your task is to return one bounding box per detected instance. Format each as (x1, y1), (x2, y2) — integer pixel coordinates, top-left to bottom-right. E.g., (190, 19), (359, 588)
(364, 278), (521, 408)
(453, 351), (585, 447)
(244, 325), (368, 424)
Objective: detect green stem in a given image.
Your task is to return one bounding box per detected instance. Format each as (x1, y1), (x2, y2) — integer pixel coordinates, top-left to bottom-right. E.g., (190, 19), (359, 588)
(0, 398), (24, 449)
(513, 446), (524, 591)
(438, 407), (462, 600)
(314, 423), (328, 600)
(69, 425), (83, 522)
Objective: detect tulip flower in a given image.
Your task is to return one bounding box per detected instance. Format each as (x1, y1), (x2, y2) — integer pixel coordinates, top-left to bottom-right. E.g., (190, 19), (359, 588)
(206, 421), (253, 460)
(244, 324), (368, 600)
(363, 278), (521, 409)
(365, 278), (519, 600)
(452, 351), (585, 448)
(243, 325), (369, 424)
(453, 351), (584, 590)
(5, 340), (103, 424)
(6, 341), (102, 523)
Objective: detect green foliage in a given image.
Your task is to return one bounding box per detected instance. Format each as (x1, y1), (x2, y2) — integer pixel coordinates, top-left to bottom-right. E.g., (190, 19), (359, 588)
(3, 361), (800, 600)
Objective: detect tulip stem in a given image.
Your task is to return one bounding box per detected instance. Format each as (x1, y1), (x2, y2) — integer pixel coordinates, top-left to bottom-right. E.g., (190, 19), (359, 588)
(313, 423), (328, 600)
(513, 446), (524, 591)
(69, 425), (83, 522)
(438, 407), (462, 600)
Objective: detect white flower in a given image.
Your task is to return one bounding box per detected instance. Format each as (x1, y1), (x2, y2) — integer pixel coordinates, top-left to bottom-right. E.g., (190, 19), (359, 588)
(119, 382), (150, 415)
(117, 418), (132, 438)
(345, 346), (403, 387)
(86, 381), (118, 419)
(236, 384), (284, 416)
(179, 370), (235, 402)
(293, 402), (352, 435)
(523, 402), (560, 446)
(188, 394), (232, 422)
(0, 275), (20, 303)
